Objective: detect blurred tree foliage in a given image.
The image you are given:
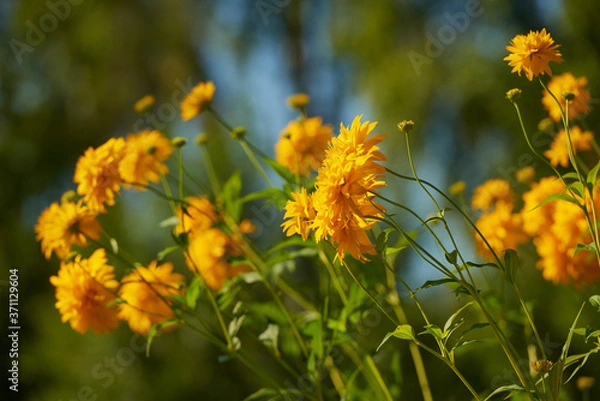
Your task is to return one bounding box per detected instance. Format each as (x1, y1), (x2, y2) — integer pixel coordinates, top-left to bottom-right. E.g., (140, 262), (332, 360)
(2, 0), (600, 400)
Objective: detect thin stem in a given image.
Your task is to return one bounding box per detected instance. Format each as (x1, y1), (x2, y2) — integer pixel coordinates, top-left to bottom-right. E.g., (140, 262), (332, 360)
(318, 247), (348, 305)
(201, 145), (222, 195)
(240, 139), (274, 188)
(160, 172), (177, 214)
(415, 339), (481, 401)
(340, 259), (398, 325)
(176, 148), (184, 200)
(384, 263), (433, 401)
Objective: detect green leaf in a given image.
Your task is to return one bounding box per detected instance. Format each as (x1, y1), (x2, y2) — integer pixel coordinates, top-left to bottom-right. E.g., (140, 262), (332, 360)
(561, 172), (580, 181)
(185, 276), (203, 310)
(377, 325), (415, 351)
(242, 388), (279, 401)
(482, 384), (526, 401)
(416, 277), (457, 291)
(445, 250), (458, 265)
(418, 324), (444, 341)
(589, 295), (600, 312)
(264, 157), (296, 183)
(587, 161), (600, 185)
(157, 245), (181, 262)
(158, 215), (180, 228)
(503, 249), (519, 283)
(258, 324), (280, 357)
(222, 171), (242, 221)
(443, 301), (475, 333)
(574, 242), (596, 256)
(146, 319), (181, 357)
(529, 193), (579, 211)
(568, 181), (584, 198)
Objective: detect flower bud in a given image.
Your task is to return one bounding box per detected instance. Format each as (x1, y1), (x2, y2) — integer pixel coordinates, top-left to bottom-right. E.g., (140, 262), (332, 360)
(195, 133), (209, 145)
(397, 120), (415, 133)
(530, 360), (553, 374)
(576, 376), (595, 391)
(133, 95), (155, 114)
(562, 91), (575, 101)
(516, 166), (535, 184)
(286, 93), (310, 110)
(171, 137), (187, 148)
(230, 126), (246, 140)
(449, 181), (466, 196)
(60, 190), (78, 204)
(505, 88), (522, 102)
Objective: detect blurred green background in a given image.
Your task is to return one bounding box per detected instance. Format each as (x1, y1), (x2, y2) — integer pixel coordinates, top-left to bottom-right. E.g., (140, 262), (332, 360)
(2, 0), (600, 400)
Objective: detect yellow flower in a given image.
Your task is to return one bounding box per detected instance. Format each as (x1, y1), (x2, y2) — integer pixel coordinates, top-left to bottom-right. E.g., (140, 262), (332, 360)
(504, 28), (563, 81)
(50, 249), (119, 334)
(471, 179), (515, 211)
(521, 176), (565, 236)
(185, 228), (250, 290)
(133, 95), (155, 114)
(180, 81), (215, 121)
(35, 201), (102, 260)
(522, 177), (600, 286)
(515, 166), (535, 184)
(175, 196), (220, 236)
(275, 117), (333, 176)
(542, 73), (591, 122)
(309, 116), (387, 261)
(286, 93), (310, 110)
(74, 138), (126, 212)
(118, 261), (185, 334)
(119, 130), (173, 188)
(281, 188), (316, 240)
(544, 126), (593, 167)
(474, 202), (528, 260)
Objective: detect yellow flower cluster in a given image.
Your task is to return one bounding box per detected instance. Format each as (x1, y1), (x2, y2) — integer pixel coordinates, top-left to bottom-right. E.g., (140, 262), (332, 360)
(542, 72), (591, 122)
(118, 261), (185, 334)
(274, 117), (333, 176)
(177, 196), (255, 289)
(36, 130), (173, 261)
(282, 116), (387, 261)
(473, 176), (600, 286)
(180, 81), (215, 121)
(49, 249), (119, 334)
(544, 126), (594, 168)
(472, 179), (528, 261)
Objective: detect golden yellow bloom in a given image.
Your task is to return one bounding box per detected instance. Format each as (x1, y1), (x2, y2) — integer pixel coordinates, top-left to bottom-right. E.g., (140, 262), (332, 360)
(542, 73), (591, 121)
(74, 138), (126, 212)
(308, 116), (387, 261)
(185, 228), (250, 290)
(504, 28), (563, 81)
(133, 95), (155, 114)
(522, 177), (600, 286)
(175, 196), (220, 236)
(275, 117), (333, 176)
(474, 202), (528, 260)
(521, 176), (565, 236)
(516, 166), (535, 184)
(35, 201), (102, 260)
(50, 249), (119, 334)
(180, 81), (215, 121)
(471, 179), (515, 211)
(544, 126), (593, 167)
(118, 261), (185, 334)
(281, 188), (316, 241)
(119, 130), (173, 188)
(286, 93), (310, 109)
